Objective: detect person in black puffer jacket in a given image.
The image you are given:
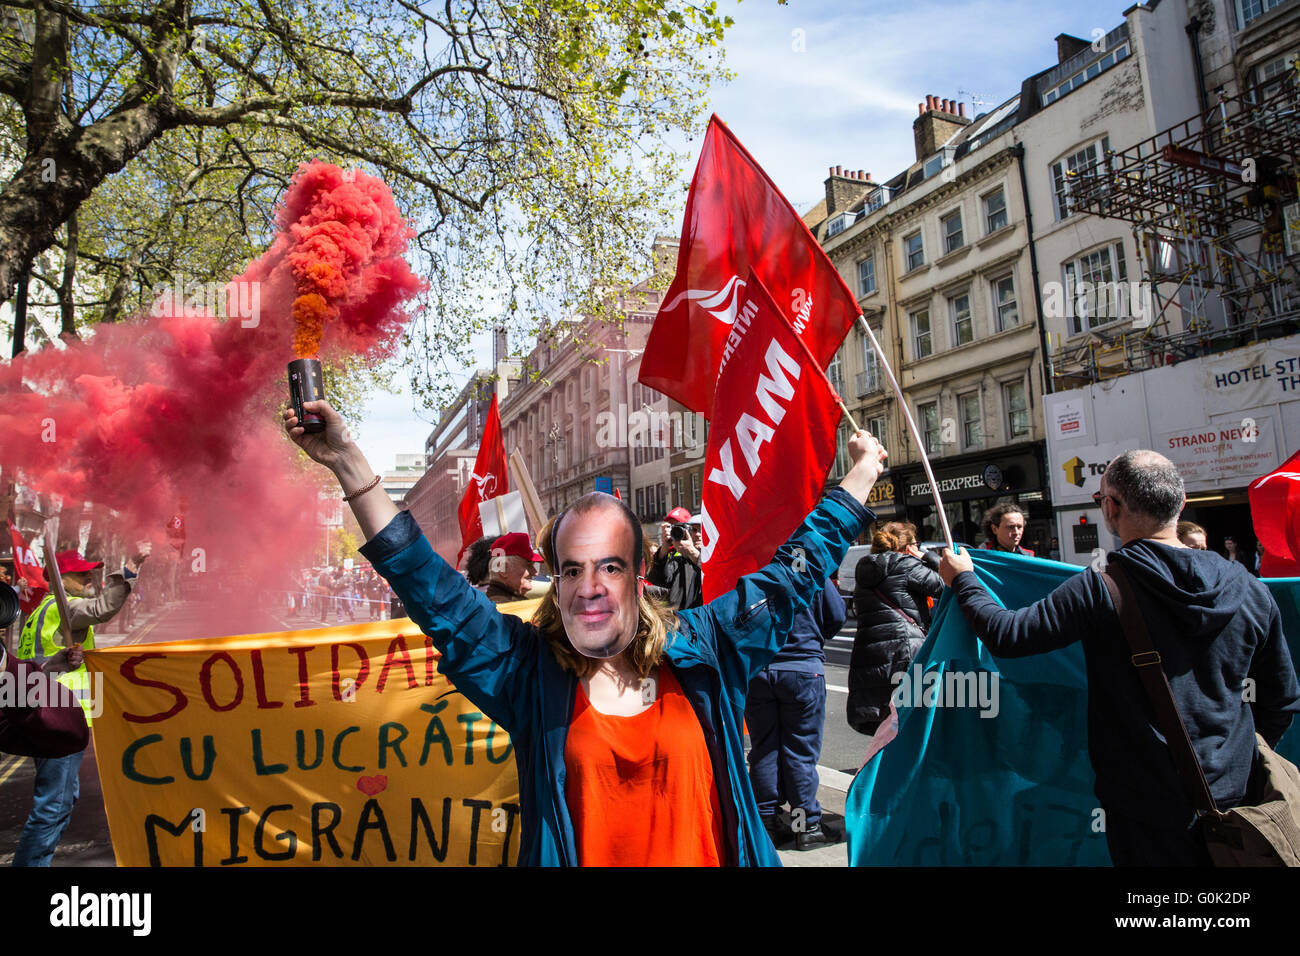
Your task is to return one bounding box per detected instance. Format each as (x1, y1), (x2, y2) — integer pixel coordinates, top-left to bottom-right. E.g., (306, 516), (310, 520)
(848, 521), (943, 735)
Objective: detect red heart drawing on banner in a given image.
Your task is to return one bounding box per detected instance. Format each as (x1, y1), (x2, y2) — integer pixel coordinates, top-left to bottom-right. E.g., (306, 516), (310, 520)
(356, 774), (388, 796)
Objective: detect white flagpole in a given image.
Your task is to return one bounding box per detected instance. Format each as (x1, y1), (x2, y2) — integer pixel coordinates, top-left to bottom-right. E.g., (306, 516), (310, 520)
(857, 315), (956, 552)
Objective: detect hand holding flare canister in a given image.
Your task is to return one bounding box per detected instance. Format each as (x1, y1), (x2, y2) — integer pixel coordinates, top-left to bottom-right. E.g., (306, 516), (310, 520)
(287, 358), (326, 434)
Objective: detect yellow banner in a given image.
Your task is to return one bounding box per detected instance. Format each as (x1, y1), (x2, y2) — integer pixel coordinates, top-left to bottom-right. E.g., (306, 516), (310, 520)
(88, 601), (540, 866)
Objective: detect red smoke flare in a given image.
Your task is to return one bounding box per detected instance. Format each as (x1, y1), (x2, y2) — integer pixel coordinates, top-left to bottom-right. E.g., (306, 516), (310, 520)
(0, 162), (424, 634)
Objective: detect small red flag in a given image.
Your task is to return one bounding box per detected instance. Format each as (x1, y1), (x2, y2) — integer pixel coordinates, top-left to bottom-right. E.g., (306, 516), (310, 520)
(8, 524), (48, 614)
(698, 272), (841, 600)
(639, 116), (861, 416)
(1250, 448), (1300, 577)
(457, 393), (509, 561)
(613, 488), (623, 501)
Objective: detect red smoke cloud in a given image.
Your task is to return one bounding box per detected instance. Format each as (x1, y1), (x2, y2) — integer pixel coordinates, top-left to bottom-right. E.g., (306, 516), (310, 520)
(1, 162), (423, 632)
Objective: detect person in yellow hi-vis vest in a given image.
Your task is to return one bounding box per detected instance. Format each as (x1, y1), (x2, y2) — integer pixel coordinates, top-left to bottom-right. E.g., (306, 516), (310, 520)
(13, 544), (149, 867)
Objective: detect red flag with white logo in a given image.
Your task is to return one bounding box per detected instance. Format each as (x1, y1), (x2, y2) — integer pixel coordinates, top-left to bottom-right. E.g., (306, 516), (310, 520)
(699, 272), (841, 601)
(1250, 448), (1300, 577)
(639, 115), (861, 415)
(457, 393), (509, 563)
(8, 524), (48, 614)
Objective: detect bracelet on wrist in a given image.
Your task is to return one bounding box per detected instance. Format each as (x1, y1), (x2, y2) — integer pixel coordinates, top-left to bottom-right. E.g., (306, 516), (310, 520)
(342, 474), (383, 502)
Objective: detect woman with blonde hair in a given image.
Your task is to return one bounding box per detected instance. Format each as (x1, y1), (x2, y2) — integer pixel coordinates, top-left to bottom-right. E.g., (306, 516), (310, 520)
(847, 521), (944, 735)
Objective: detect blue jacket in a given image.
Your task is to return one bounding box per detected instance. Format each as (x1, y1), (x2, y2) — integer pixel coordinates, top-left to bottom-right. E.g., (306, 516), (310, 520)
(359, 488), (873, 866)
(767, 579), (846, 674)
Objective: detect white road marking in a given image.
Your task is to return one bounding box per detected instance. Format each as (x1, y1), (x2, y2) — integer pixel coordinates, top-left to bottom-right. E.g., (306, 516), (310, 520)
(826, 684), (848, 694)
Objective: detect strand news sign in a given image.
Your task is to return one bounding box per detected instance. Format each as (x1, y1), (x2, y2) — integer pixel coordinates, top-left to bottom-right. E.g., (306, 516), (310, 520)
(1045, 333), (1300, 509)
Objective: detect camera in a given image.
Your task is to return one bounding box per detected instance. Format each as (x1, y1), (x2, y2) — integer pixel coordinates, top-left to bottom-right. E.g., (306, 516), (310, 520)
(670, 525), (688, 542)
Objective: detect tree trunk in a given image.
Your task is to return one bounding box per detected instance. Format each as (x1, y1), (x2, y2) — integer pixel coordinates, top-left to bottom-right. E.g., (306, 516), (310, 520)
(59, 210), (78, 338)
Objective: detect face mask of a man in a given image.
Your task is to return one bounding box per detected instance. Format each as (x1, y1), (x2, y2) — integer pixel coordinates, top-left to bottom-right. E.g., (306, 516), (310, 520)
(552, 504), (642, 660)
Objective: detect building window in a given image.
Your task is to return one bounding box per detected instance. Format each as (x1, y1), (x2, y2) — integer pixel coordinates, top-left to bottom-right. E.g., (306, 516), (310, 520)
(1251, 48), (1299, 99)
(1052, 137), (1109, 220)
(691, 472), (700, 509)
(1238, 0), (1286, 28)
(636, 487), (645, 519)
(1041, 45), (1130, 106)
(919, 401), (942, 456)
(984, 188), (1008, 233)
(959, 392), (983, 449)
(867, 415), (886, 445)
(832, 423), (852, 479)
(656, 483), (666, 517)
(904, 231), (925, 272)
(1004, 380), (1030, 439)
(950, 293), (973, 346)
(941, 210), (964, 254)
(826, 352), (844, 394)
(911, 309), (932, 359)
(1063, 241), (1128, 335)
(859, 331), (881, 395)
(858, 255), (876, 296)
(992, 274), (1018, 331)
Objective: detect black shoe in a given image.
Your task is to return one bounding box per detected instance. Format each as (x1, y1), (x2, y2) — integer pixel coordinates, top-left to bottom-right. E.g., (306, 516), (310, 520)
(794, 823), (828, 851)
(761, 816), (787, 846)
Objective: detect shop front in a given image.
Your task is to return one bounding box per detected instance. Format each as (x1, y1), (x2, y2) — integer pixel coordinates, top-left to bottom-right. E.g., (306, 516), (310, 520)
(1044, 331), (1300, 568)
(893, 442), (1052, 554)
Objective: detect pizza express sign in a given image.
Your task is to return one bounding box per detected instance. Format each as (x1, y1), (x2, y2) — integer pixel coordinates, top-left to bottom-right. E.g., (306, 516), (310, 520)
(904, 456), (1040, 503)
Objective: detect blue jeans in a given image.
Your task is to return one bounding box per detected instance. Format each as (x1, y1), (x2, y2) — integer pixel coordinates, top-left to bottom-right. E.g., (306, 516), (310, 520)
(745, 669), (826, 828)
(13, 750), (84, 867)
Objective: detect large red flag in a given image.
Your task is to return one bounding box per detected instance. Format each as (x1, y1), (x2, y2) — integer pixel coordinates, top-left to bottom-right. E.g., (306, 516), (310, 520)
(457, 393), (508, 563)
(639, 115), (862, 415)
(698, 272), (841, 601)
(1250, 448), (1300, 577)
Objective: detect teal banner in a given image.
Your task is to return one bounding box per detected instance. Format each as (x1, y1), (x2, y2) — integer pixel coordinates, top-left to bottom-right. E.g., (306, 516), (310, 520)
(844, 551), (1300, 866)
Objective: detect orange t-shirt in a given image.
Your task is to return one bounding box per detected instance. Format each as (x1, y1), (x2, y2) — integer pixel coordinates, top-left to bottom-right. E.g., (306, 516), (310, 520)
(564, 665), (727, 866)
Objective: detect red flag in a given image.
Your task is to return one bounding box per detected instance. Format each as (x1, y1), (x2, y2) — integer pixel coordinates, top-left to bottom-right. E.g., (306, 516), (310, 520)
(698, 272), (841, 601)
(1250, 448), (1300, 577)
(8, 524), (48, 614)
(639, 116), (861, 415)
(613, 488), (623, 501)
(457, 393), (509, 561)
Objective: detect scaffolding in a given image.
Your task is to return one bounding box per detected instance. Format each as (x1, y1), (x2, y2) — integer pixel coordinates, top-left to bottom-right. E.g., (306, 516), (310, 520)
(1055, 62), (1300, 388)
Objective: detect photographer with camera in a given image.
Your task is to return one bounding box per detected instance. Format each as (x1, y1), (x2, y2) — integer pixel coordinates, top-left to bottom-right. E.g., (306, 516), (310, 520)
(647, 507), (703, 610)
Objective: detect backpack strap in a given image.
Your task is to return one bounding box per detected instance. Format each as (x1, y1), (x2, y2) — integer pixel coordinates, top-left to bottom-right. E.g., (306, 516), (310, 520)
(1099, 560), (1218, 815)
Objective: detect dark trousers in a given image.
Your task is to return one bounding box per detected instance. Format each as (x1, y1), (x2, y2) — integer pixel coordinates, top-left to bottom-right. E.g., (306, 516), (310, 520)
(745, 669), (826, 828)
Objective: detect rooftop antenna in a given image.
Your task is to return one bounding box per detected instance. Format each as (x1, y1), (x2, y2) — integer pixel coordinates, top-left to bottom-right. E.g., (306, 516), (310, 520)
(958, 88), (995, 113)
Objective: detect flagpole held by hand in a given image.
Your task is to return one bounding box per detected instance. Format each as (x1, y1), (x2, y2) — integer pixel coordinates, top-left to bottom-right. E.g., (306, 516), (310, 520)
(857, 315), (955, 552)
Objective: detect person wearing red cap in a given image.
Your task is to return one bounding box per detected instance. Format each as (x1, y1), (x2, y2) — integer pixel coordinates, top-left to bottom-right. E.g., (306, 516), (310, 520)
(479, 532), (543, 605)
(13, 543), (150, 867)
(647, 508), (703, 610)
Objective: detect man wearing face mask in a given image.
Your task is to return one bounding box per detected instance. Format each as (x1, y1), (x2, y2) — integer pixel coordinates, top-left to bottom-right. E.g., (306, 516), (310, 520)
(286, 399), (886, 866)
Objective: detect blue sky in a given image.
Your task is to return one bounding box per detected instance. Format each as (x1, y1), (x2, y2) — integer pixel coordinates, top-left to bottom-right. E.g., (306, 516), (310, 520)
(358, 0), (1144, 471)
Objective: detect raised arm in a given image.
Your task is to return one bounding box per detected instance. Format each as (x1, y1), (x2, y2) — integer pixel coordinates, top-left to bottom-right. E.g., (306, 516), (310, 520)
(284, 399), (533, 729)
(701, 430), (885, 682)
